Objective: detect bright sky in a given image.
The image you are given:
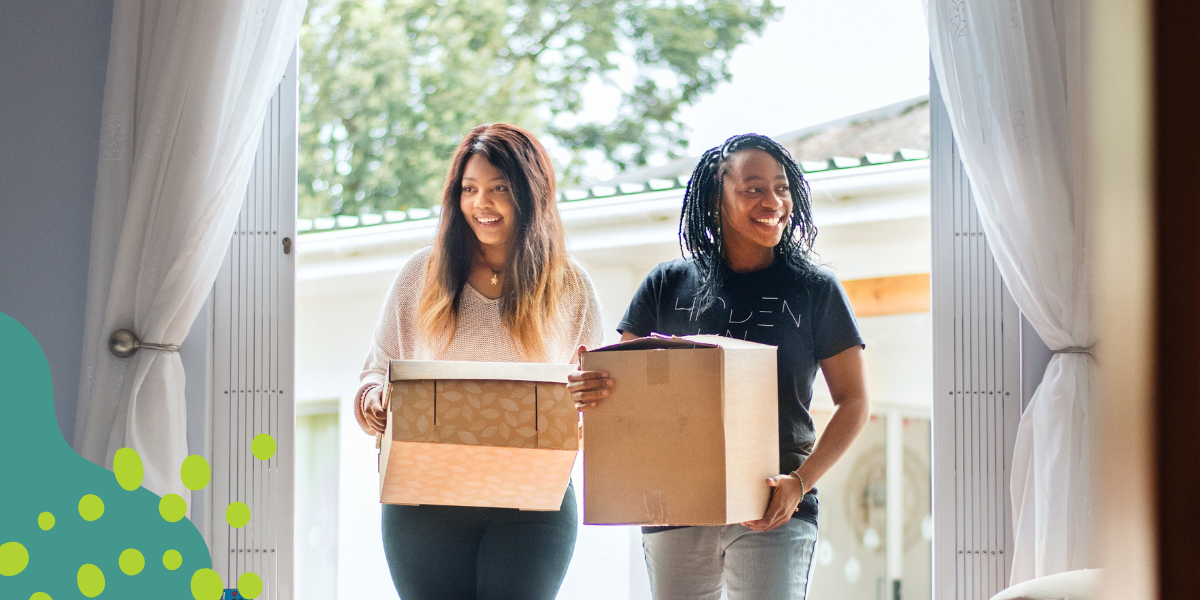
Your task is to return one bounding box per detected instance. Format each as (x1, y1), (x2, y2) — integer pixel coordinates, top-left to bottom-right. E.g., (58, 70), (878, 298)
(679, 0), (930, 154)
(567, 0), (929, 179)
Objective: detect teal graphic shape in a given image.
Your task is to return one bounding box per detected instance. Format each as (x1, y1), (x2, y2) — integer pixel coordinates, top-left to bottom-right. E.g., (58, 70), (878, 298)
(0, 312), (212, 598)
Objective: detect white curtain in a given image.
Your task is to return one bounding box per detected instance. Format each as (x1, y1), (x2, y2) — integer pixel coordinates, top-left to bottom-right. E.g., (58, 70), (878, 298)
(74, 0), (306, 501)
(926, 0), (1092, 584)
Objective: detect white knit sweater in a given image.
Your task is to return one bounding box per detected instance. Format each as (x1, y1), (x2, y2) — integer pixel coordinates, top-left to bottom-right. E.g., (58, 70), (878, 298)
(354, 246), (605, 434)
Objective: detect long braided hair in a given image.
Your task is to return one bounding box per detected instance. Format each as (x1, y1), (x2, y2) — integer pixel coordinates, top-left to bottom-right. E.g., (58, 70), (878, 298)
(679, 133), (819, 312)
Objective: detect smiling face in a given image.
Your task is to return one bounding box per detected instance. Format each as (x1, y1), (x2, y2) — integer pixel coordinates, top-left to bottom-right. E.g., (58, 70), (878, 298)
(459, 153), (518, 252)
(719, 148), (793, 268)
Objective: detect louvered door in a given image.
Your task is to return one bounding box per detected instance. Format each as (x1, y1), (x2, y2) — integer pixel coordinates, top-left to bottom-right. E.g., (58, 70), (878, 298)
(930, 73), (1022, 600)
(210, 49), (297, 600)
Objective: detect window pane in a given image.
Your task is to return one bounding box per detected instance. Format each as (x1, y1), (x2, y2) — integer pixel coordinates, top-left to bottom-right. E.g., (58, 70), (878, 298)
(295, 411), (339, 599)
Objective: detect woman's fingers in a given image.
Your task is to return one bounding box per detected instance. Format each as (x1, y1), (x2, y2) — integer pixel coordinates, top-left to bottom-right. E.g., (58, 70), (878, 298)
(743, 512), (788, 532)
(567, 369), (610, 383)
(366, 410), (386, 434)
(363, 388), (390, 433)
(567, 370), (614, 411)
(741, 476), (799, 531)
(573, 386), (613, 410)
(571, 389), (611, 401)
(566, 373), (612, 394)
(569, 389), (611, 410)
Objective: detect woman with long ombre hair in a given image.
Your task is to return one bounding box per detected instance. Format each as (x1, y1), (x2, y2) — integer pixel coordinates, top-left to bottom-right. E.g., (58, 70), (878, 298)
(354, 123), (603, 600)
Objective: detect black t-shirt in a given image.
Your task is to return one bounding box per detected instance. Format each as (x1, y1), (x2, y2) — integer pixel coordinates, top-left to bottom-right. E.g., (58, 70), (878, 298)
(618, 257), (864, 527)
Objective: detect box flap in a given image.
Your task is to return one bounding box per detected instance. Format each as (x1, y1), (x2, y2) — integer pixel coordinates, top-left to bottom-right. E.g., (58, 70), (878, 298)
(681, 334), (774, 350)
(586, 333), (716, 353)
(587, 333), (774, 353)
(389, 360), (575, 383)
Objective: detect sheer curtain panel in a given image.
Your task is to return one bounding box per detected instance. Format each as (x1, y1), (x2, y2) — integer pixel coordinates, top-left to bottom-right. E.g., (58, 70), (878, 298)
(74, 0), (306, 501)
(925, 0), (1093, 585)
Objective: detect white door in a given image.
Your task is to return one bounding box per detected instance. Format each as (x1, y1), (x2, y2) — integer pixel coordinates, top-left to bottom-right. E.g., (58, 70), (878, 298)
(930, 71), (1022, 600)
(210, 49), (298, 600)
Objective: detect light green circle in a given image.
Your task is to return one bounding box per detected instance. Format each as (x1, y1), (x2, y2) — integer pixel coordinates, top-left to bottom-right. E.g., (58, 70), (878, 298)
(251, 434), (276, 461)
(180, 455), (211, 491)
(159, 494), (187, 523)
(191, 568), (224, 600)
(30, 593), (52, 600)
(78, 494), (104, 521)
(225, 502), (251, 528)
(37, 512), (54, 531)
(118, 548), (144, 575)
(77, 564), (105, 597)
(237, 572), (263, 599)
(0, 541), (30, 576)
(162, 550), (183, 571)
(113, 447), (144, 491)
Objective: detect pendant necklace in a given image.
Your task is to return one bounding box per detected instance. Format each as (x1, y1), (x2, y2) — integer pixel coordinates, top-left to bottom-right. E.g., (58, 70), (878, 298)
(480, 250), (503, 286)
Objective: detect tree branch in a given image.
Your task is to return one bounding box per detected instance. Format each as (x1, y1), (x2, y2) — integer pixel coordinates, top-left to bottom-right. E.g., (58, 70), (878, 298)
(518, 15), (572, 61)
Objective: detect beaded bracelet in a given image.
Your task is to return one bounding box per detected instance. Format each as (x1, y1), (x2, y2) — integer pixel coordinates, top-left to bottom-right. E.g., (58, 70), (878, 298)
(790, 470), (806, 496)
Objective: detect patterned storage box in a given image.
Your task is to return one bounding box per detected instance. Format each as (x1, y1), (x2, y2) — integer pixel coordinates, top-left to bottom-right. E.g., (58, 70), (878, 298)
(378, 361), (579, 510)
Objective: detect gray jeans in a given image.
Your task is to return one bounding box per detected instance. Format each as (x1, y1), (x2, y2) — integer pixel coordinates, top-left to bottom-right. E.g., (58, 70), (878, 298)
(642, 519), (819, 600)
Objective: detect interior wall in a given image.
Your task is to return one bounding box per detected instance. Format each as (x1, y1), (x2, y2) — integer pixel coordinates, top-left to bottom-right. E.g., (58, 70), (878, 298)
(0, 0), (114, 441)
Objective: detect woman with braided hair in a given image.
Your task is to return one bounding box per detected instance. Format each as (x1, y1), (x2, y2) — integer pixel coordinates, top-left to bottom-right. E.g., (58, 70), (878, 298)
(568, 133), (870, 599)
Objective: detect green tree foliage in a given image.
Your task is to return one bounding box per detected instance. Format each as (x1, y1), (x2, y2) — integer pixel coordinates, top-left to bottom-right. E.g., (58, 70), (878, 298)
(299, 0), (779, 218)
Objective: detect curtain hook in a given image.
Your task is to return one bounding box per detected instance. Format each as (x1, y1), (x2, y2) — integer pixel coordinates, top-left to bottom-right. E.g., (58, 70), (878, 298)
(108, 329), (181, 358)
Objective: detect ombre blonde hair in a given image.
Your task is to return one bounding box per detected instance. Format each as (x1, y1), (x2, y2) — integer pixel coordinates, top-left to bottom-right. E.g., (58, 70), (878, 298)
(417, 123), (578, 361)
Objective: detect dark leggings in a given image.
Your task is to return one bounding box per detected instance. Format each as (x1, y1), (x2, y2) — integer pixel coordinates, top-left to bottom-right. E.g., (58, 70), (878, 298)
(381, 481), (578, 600)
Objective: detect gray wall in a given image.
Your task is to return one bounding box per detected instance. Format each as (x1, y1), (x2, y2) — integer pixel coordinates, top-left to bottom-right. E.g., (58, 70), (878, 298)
(0, 0), (114, 441)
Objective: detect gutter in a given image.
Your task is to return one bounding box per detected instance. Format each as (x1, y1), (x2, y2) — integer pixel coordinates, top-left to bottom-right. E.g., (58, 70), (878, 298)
(297, 159), (929, 261)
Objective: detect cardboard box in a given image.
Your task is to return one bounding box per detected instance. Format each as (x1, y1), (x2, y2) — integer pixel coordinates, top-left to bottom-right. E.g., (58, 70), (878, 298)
(378, 360), (580, 510)
(580, 335), (779, 525)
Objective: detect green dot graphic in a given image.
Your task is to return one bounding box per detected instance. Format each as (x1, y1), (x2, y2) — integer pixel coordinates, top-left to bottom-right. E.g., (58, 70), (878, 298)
(238, 571), (263, 598)
(191, 568), (223, 600)
(119, 548), (145, 575)
(225, 502), (251, 528)
(159, 494), (187, 523)
(77, 494), (104, 521)
(1, 312), (217, 598)
(180, 455), (211, 491)
(163, 549), (183, 571)
(113, 447), (144, 491)
(77, 564), (105, 597)
(251, 434), (276, 460)
(0, 541), (30, 576)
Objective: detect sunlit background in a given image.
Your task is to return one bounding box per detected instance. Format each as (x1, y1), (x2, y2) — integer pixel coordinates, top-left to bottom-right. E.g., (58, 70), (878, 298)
(292, 1), (933, 598)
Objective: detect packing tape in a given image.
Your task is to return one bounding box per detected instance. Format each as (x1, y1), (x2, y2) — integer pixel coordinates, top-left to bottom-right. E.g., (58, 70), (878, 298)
(644, 490), (667, 525)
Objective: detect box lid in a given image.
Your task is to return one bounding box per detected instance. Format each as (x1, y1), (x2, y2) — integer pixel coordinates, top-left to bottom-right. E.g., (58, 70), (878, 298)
(388, 360), (575, 384)
(587, 333), (774, 353)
